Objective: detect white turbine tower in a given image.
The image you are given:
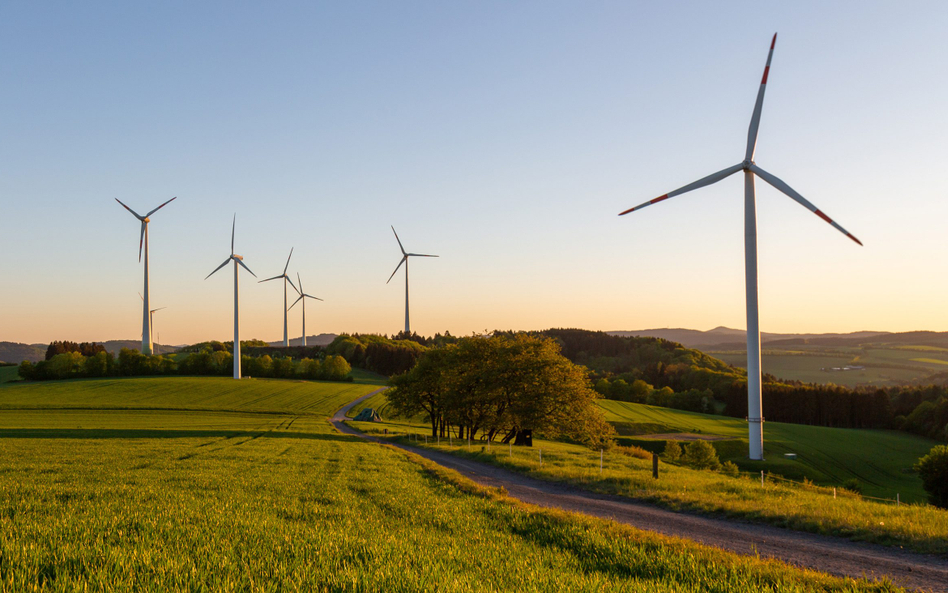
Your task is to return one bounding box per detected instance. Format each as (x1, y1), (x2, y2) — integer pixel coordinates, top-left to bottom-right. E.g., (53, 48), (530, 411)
(618, 34), (861, 461)
(259, 248), (298, 347)
(288, 273), (323, 347)
(115, 196), (176, 355)
(387, 226), (438, 335)
(205, 215), (256, 379)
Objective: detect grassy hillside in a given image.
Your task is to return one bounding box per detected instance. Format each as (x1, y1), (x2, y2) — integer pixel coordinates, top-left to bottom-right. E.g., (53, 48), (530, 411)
(0, 378), (890, 591)
(600, 400), (936, 501)
(0, 366), (20, 384)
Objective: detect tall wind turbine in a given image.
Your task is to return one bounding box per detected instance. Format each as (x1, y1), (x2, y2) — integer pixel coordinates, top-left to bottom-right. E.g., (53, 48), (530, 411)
(618, 34), (861, 461)
(288, 273), (323, 346)
(387, 226), (438, 335)
(115, 196), (176, 355)
(205, 215), (256, 379)
(259, 248), (298, 347)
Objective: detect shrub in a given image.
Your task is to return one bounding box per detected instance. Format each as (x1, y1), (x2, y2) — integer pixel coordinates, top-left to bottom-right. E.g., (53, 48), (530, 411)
(681, 440), (721, 471)
(662, 441), (682, 462)
(841, 478), (862, 495)
(914, 445), (948, 508)
(720, 461), (739, 477)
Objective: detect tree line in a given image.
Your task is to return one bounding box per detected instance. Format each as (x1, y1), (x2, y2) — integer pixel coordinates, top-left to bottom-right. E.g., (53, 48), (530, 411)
(18, 347), (351, 382)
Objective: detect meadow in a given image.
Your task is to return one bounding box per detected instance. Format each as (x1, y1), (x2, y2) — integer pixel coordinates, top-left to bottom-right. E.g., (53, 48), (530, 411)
(0, 367), (19, 384)
(350, 393), (948, 555)
(0, 377), (900, 591)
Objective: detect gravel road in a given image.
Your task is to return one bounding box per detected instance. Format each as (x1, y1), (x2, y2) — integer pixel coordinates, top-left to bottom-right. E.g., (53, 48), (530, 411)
(332, 390), (948, 592)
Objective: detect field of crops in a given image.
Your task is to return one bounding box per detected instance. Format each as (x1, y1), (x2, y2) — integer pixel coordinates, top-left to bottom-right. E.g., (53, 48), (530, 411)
(350, 393), (948, 555)
(0, 377), (899, 591)
(711, 344), (948, 387)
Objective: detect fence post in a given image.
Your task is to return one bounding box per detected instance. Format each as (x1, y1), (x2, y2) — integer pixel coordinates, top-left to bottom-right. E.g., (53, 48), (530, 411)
(539, 449), (542, 466)
(652, 453), (658, 479)
(761, 470), (765, 487)
(600, 449), (603, 474)
(488, 439), (490, 453)
(833, 487), (836, 499)
(897, 493), (900, 507)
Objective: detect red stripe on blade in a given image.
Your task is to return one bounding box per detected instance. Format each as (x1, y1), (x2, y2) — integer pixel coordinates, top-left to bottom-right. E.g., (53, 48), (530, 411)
(618, 206), (636, 216)
(814, 209), (833, 224)
(846, 233), (864, 246)
(650, 194), (669, 205)
(761, 66), (770, 84)
(771, 33), (777, 49)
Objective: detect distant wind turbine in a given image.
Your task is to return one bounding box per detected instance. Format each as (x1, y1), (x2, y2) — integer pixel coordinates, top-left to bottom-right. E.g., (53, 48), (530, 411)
(259, 248), (299, 347)
(139, 293), (166, 354)
(205, 215), (256, 379)
(115, 196), (176, 355)
(288, 273), (323, 347)
(617, 34), (861, 461)
(387, 226), (438, 334)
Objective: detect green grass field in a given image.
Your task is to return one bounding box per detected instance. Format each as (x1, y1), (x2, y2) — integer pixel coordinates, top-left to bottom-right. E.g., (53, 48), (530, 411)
(0, 377), (898, 591)
(350, 392), (948, 555)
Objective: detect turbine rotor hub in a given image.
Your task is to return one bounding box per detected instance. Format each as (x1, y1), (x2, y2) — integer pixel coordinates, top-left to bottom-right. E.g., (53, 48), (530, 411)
(741, 159), (754, 170)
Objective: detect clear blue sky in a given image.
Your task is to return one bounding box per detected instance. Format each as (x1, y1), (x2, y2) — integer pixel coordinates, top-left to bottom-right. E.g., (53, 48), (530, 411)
(2, 1), (947, 344)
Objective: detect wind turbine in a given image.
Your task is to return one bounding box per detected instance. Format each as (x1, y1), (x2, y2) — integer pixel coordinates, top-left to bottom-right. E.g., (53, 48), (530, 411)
(205, 215), (256, 379)
(259, 248), (298, 347)
(139, 293), (166, 354)
(617, 34), (861, 461)
(115, 196), (176, 355)
(387, 226), (438, 335)
(288, 273), (323, 346)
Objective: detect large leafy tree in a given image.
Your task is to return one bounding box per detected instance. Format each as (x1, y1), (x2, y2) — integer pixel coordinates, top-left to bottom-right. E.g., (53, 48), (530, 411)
(915, 445), (948, 508)
(387, 334), (615, 448)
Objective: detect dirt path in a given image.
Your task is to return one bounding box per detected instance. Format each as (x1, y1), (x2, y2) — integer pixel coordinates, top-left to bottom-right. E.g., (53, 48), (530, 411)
(331, 392), (948, 592)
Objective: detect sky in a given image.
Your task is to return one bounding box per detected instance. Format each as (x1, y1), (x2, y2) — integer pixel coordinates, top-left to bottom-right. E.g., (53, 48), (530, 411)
(2, 1), (947, 345)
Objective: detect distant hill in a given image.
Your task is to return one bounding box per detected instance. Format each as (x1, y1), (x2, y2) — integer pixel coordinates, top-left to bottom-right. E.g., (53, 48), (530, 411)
(0, 340), (180, 363)
(606, 327), (925, 350)
(0, 342), (46, 364)
(271, 334), (337, 348)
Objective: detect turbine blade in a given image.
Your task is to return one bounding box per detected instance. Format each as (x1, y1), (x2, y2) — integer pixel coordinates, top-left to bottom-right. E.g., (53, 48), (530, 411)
(750, 164), (862, 246)
(286, 275), (299, 295)
(619, 163), (743, 216)
(205, 257), (231, 280)
(305, 294), (324, 301)
(258, 274), (283, 283)
(297, 272), (303, 294)
(145, 196), (177, 218)
(115, 198), (143, 220)
(151, 307), (167, 313)
(288, 294), (303, 311)
(139, 292), (144, 301)
(231, 215), (236, 256)
(138, 221), (146, 262)
(407, 253), (438, 258)
(283, 247), (294, 275)
(387, 256), (407, 284)
(391, 226), (406, 255)
(236, 257), (257, 277)
(745, 33), (777, 161)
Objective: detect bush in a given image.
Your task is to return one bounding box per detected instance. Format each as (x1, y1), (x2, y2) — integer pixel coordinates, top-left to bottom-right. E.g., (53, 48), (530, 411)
(681, 440), (721, 471)
(914, 445), (948, 508)
(720, 461), (739, 477)
(662, 441), (682, 462)
(841, 478), (862, 495)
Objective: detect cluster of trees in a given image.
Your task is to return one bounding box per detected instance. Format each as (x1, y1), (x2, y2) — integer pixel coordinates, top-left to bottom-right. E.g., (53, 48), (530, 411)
(915, 445), (948, 508)
(325, 334), (426, 376)
(662, 440), (738, 475)
(45, 341), (107, 360)
(19, 347), (351, 382)
(386, 334), (615, 449)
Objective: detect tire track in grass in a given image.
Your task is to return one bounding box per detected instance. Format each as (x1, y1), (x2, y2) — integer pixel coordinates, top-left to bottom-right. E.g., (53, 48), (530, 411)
(331, 389), (948, 593)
